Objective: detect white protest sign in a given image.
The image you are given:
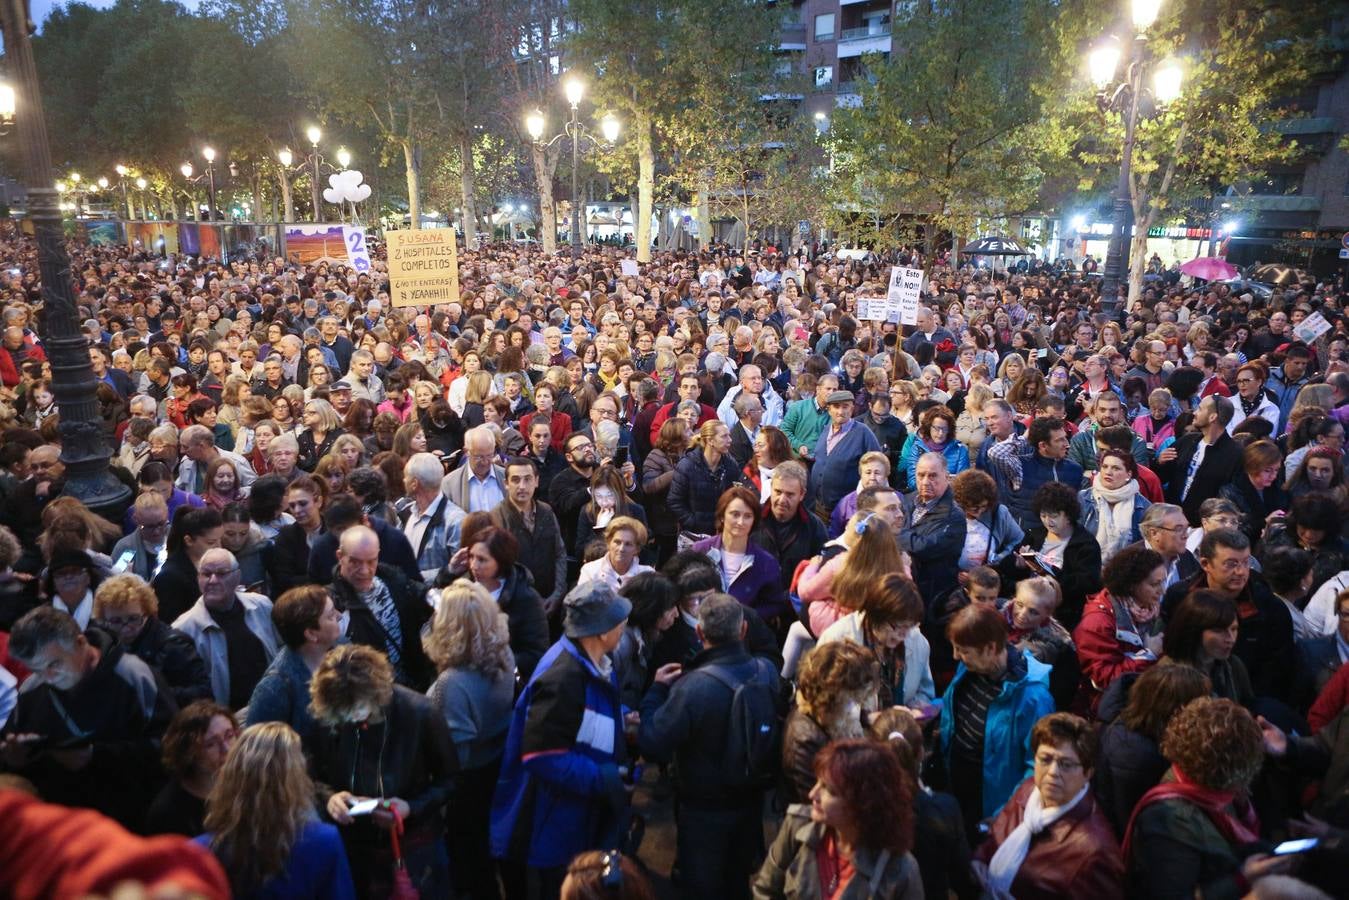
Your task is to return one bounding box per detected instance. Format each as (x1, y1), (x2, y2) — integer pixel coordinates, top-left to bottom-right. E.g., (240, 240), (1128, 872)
(887, 266), (924, 325)
(619, 259), (639, 278)
(857, 298), (887, 321)
(343, 226), (371, 274)
(1293, 311), (1332, 344)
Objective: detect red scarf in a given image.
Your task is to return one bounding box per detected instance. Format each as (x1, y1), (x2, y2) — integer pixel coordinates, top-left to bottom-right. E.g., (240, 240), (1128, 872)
(1121, 765), (1260, 863)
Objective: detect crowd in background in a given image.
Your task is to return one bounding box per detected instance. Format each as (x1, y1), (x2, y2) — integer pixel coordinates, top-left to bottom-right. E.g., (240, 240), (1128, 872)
(0, 232), (1348, 899)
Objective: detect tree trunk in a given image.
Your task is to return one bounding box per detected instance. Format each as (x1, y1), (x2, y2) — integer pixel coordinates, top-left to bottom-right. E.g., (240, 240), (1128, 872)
(251, 179), (264, 224)
(1127, 225), (1150, 311)
(459, 133), (479, 249)
(530, 143), (558, 254)
(402, 139), (422, 230)
(279, 172), (294, 223)
(695, 183), (711, 251)
(635, 113), (655, 263)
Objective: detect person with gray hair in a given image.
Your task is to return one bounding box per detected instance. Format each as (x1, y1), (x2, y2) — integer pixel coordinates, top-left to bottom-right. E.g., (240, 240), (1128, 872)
(728, 390), (763, 469)
(175, 423), (257, 496)
(397, 451), (467, 581)
(1, 605), (176, 829)
(901, 451), (967, 605)
(638, 590), (783, 899)
(344, 348), (384, 403)
(1128, 501), (1201, 591)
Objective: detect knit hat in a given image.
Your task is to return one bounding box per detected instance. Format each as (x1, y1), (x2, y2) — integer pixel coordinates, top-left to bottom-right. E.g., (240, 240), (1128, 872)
(563, 580), (632, 638)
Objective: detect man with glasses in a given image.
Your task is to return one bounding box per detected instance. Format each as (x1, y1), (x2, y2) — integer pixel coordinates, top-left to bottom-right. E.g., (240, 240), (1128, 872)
(1128, 503), (1200, 592)
(441, 425), (506, 513)
(1, 606), (176, 829)
(1163, 528), (1294, 699)
(172, 548), (279, 710)
(110, 492), (172, 581)
(549, 432), (602, 559)
(1126, 340), (1169, 394)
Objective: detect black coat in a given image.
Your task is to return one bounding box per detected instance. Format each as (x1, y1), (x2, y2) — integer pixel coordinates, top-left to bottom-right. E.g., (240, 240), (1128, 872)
(307, 517), (422, 586)
(328, 564), (436, 691)
(297, 427), (344, 472)
(753, 505), (827, 594)
(858, 411), (909, 488)
(269, 523), (316, 595)
(667, 449), (747, 536)
(1218, 475), (1289, 546)
(1094, 719), (1168, 839)
(306, 685), (458, 895)
(548, 466), (595, 555)
(728, 422), (755, 471)
(1158, 431), (1244, 525)
(496, 564), (550, 681)
(152, 550), (202, 624)
(1007, 525), (1103, 628)
(128, 617), (213, 708)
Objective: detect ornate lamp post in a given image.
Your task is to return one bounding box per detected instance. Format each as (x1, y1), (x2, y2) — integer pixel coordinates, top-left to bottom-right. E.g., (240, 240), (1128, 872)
(0, 0), (130, 518)
(1088, 0), (1183, 319)
(526, 75), (620, 261)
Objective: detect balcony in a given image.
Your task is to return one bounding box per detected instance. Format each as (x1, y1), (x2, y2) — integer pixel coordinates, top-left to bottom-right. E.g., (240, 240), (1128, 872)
(838, 23), (891, 57)
(780, 22), (807, 49)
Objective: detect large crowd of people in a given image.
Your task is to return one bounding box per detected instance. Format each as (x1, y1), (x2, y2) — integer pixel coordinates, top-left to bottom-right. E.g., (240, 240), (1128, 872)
(0, 231), (1348, 899)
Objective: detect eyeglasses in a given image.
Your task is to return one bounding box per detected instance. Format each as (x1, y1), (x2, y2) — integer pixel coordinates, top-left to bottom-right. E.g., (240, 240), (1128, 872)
(1034, 752), (1083, 772)
(199, 567), (239, 580)
(98, 614), (145, 630)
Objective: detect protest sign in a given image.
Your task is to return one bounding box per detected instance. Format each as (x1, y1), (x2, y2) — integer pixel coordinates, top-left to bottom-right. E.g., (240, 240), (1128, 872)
(887, 266), (924, 325)
(387, 228), (460, 308)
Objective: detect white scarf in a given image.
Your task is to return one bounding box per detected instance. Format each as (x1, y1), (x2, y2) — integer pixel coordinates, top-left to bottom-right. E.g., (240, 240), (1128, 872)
(986, 782), (1090, 898)
(1092, 478), (1139, 561)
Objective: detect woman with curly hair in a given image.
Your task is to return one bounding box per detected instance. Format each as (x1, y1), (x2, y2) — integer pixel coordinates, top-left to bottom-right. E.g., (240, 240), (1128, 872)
(953, 469), (1024, 571)
(197, 721), (356, 898)
(1123, 697), (1291, 898)
(146, 700), (237, 837)
(307, 643), (456, 897)
(780, 641), (880, 804)
(94, 573), (211, 708)
(1073, 543), (1166, 714)
(755, 738), (922, 899)
(423, 579), (515, 900)
(1006, 369), (1049, 417)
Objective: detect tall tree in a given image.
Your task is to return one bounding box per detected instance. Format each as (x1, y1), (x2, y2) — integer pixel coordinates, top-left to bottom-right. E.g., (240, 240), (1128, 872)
(827, 0), (1067, 252)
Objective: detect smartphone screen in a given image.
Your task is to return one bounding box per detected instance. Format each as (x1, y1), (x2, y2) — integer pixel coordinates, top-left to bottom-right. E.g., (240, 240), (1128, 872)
(347, 798), (379, 817)
(1273, 838), (1318, 855)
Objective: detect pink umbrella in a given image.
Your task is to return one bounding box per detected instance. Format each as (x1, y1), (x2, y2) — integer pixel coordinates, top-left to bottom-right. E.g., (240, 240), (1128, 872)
(1179, 257), (1238, 281)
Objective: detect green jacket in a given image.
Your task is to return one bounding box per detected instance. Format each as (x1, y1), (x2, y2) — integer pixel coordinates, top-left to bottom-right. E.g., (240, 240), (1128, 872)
(782, 398), (830, 458)
(753, 805), (924, 900)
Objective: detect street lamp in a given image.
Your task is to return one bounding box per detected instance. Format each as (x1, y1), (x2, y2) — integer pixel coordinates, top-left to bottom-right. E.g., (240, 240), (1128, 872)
(0, 83), (14, 133)
(1087, 0), (1182, 319)
(67, 171), (84, 217)
(526, 73), (621, 261)
(113, 164), (134, 219)
(336, 147), (352, 169)
(0, 0), (129, 517)
(200, 146), (219, 221)
(307, 125), (323, 221)
(135, 176), (149, 219)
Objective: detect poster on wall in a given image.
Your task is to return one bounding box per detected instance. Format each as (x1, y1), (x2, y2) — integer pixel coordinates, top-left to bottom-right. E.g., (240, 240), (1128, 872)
(282, 224), (349, 266)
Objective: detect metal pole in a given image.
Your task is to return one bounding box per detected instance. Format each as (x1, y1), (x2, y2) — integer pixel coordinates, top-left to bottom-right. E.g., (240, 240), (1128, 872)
(311, 150), (322, 222)
(206, 164), (217, 222)
(570, 106), (581, 261)
(0, 0), (129, 518)
(1100, 37), (1143, 321)
(120, 180), (130, 219)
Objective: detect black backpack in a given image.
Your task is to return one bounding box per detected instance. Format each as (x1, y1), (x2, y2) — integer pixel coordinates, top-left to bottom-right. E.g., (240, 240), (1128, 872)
(700, 658), (782, 788)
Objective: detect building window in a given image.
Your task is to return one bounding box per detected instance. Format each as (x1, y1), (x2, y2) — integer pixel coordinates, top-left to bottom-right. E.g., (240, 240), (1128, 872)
(814, 13), (835, 40)
(814, 66), (834, 88)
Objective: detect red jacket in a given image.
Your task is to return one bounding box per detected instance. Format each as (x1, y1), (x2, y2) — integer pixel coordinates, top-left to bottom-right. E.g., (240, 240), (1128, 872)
(0, 790), (229, 900)
(0, 340), (45, 388)
(975, 778), (1126, 900)
(1310, 662), (1349, 734)
(1073, 589), (1159, 712)
(647, 400), (717, 446)
(520, 410), (573, 453)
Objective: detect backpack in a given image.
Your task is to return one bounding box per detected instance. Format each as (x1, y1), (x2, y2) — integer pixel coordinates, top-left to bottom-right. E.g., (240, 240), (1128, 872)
(700, 658), (782, 788)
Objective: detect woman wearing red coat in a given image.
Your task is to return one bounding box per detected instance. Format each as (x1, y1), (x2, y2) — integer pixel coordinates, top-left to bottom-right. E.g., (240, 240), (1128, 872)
(1073, 544), (1167, 714)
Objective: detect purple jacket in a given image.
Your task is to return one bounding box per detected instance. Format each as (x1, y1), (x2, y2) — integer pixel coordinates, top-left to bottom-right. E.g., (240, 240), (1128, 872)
(691, 535), (789, 620)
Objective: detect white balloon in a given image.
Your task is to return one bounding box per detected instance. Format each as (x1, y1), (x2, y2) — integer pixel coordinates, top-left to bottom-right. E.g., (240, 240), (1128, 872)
(355, 184), (372, 201)
(346, 170), (364, 189)
(328, 173), (343, 189)
(322, 187), (341, 204)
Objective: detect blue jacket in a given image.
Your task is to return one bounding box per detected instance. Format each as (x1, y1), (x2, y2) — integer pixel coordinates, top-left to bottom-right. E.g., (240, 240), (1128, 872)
(195, 820), (355, 900)
(900, 487), (967, 605)
(939, 645), (1055, 820)
(245, 646), (319, 743)
(1077, 488), (1150, 556)
(901, 434), (970, 490)
(989, 435), (1085, 534)
(490, 637), (628, 868)
(811, 420), (882, 515)
(967, 503), (1025, 568)
(1266, 366), (1311, 434)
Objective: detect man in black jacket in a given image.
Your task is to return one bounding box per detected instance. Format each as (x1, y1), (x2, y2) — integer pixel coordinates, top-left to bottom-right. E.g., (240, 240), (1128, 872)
(752, 461), (825, 594)
(639, 592), (783, 900)
(901, 453), (968, 607)
(548, 432), (600, 558)
(1157, 394), (1242, 525)
(490, 457), (568, 615)
(326, 525), (435, 690)
(1, 608), (175, 830)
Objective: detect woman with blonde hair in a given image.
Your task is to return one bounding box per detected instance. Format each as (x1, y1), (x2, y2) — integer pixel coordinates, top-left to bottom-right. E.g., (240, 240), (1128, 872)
(196, 722), (356, 898)
(297, 398), (344, 472)
(798, 513), (907, 638)
(308, 643), (456, 896)
(578, 515), (654, 591)
(461, 369), (494, 429)
(328, 432), (366, 471)
(423, 579), (516, 899)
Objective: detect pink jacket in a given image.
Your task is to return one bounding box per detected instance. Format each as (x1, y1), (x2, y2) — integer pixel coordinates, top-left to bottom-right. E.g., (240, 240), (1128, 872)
(797, 549), (850, 636)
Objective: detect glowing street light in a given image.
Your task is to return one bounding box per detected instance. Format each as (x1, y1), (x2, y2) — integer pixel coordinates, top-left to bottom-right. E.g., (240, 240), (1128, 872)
(525, 109), (546, 141)
(277, 147), (294, 167)
(564, 77), (584, 108)
(307, 125), (322, 146)
(336, 147), (352, 169)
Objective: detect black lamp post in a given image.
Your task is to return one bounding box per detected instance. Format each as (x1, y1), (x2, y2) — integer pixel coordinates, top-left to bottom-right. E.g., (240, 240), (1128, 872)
(1088, 0), (1182, 320)
(526, 75), (620, 261)
(0, 0), (129, 518)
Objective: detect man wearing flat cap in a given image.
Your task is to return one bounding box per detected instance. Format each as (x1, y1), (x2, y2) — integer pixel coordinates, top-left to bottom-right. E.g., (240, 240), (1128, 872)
(491, 580), (634, 896)
(809, 389), (881, 520)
